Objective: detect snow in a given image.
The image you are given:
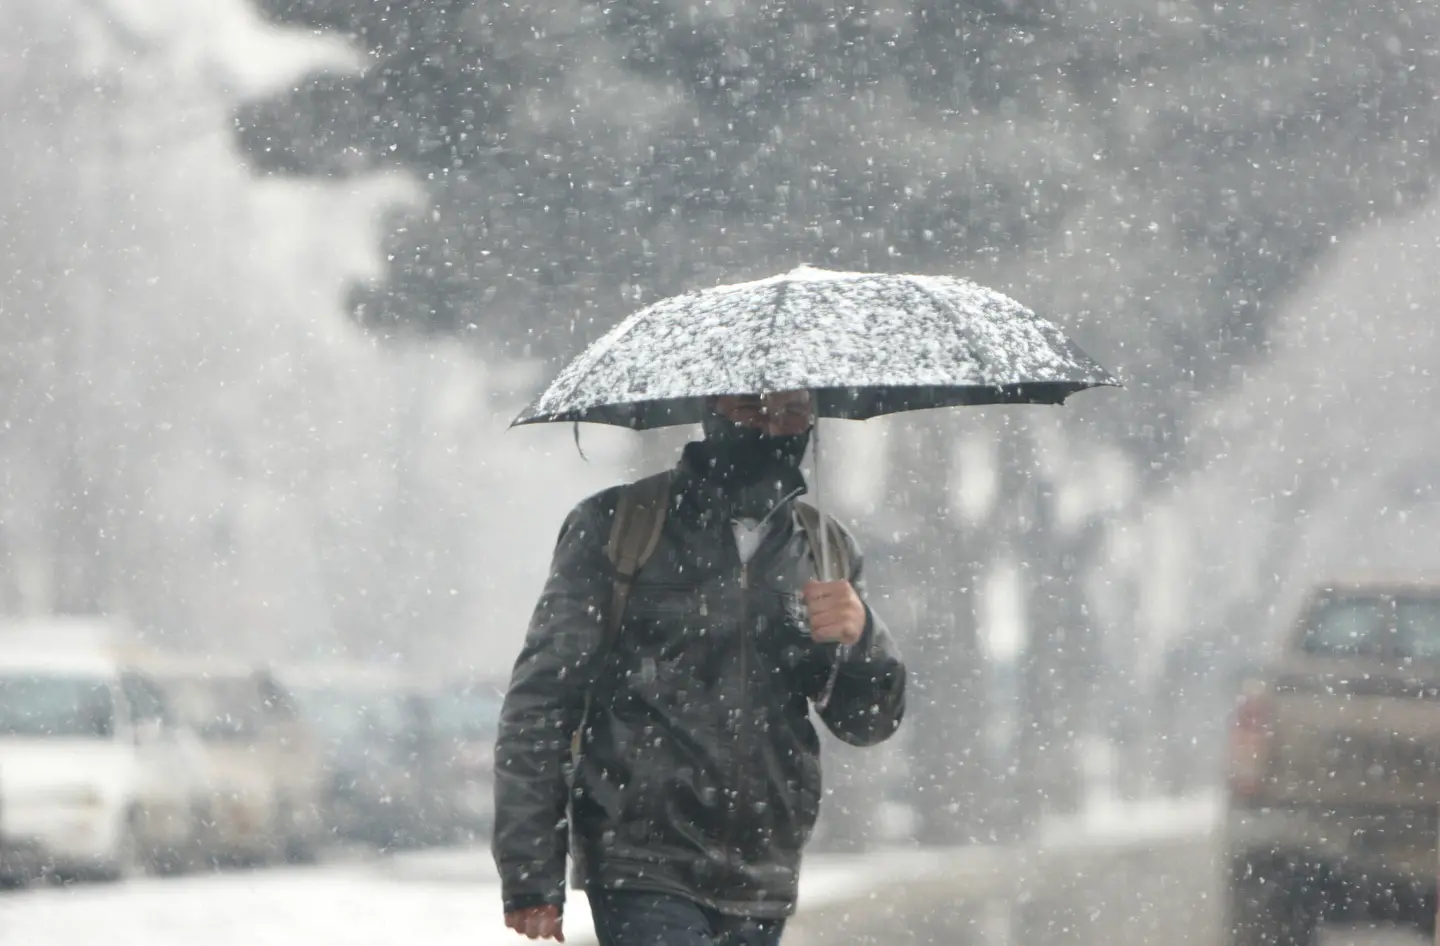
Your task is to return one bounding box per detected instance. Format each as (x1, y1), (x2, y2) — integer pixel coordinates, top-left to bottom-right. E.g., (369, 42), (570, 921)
(515, 266), (1119, 429)
(104, 0), (362, 97)
(0, 792), (1220, 946)
(0, 864), (500, 946)
(1036, 791), (1224, 853)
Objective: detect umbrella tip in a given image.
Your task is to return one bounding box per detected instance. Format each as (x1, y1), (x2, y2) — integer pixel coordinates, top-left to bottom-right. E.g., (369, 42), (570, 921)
(784, 263), (851, 281)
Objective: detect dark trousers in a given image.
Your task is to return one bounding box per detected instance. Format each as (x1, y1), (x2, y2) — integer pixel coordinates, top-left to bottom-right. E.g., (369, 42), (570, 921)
(588, 889), (787, 946)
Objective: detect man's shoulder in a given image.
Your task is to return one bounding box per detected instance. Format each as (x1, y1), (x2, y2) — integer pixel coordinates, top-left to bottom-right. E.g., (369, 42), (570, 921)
(570, 470), (676, 521)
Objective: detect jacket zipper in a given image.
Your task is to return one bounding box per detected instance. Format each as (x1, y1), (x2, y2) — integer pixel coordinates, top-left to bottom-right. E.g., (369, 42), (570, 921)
(721, 504), (791, 869)
(724, 561), (750, 863)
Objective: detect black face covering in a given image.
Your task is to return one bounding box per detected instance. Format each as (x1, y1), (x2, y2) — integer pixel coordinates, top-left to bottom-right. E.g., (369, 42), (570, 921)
(682, 409), (812, 519)
(695, 423), (810, 489)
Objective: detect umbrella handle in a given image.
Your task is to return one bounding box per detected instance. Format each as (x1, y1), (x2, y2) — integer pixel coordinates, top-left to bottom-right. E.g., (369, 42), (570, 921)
(814, 414), (833, 580)
(811, 413), (847, 712)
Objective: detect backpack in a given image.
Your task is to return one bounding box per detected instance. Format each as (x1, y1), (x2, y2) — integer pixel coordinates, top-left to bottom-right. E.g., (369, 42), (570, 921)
(570, 470), (851, 759)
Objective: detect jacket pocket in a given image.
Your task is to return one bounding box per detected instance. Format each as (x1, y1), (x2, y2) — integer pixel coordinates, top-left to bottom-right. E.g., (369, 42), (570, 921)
(621, 584), (706, 627)
(772, 748), (822, 851)
(798, 749), (822, 833)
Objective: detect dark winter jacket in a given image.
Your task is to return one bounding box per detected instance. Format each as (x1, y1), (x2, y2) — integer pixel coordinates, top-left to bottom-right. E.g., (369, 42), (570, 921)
(491, 460), (906, 919)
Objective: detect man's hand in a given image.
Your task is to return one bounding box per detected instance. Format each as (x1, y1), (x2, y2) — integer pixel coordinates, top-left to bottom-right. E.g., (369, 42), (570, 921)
(505, 906), (564, 942)
(803, 579), (865, 646)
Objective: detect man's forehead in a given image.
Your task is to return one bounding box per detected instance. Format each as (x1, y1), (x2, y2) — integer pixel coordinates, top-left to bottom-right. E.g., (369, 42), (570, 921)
(729, 390), (812, 404)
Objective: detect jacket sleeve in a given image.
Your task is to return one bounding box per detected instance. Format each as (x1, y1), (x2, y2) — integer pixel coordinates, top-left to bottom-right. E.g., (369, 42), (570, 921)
(815, 533), (907, 747)
(492, 497), (614, 913)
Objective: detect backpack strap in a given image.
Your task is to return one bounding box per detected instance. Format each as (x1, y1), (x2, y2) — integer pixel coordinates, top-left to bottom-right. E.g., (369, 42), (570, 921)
(604, 470), (674, 638)
(793, 501), (851, 582)
(571, 471), (673, 762)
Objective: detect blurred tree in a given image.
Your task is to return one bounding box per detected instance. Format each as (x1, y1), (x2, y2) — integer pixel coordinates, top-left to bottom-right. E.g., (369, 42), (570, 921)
(1, 6), (141, 618)
(0, 0), (405, 656)
(891, 418), (998, 844)
(238, 0), (1440, 830)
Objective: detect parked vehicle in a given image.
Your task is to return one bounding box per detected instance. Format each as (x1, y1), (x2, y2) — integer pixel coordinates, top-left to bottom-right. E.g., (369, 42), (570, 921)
(427, 677), (505, 841)
(279, 663), (452, 849)
(402, 688), (477, 845)
(1154, 636), (1257, 797)
(0, 617), (211, 883)
(1223, 575), (1440, 945)
(153, 659), (325, 865)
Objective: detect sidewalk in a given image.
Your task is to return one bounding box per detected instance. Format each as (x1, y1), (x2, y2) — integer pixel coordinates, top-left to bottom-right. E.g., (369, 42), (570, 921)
(793, 790), (1223, 916)
(383, 789), (1223, 946)
(0, 792), (1222, 946)
(778, 791), (1224, 946)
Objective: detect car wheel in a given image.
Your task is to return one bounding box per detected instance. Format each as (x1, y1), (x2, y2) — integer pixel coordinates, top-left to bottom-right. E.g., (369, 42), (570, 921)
(1225, 856), (1321, 946)
(175, 802), (216, 874)
(284, 824), (319, 865)
(274, 799), (319, 865)
(94, 810), (146, 883)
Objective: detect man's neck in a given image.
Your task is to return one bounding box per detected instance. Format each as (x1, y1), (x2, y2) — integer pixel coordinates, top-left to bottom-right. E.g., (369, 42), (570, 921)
(675, 441), (807, 521)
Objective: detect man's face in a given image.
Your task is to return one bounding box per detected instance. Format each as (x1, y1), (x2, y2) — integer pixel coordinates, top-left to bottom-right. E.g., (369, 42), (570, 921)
(713, 390), (814, 437)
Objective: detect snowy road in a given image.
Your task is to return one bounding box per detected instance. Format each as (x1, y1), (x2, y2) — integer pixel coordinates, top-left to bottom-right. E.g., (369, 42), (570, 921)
(0, 844), (956, 946)
(782, 795), (1429, 946)
(0, 794), (1425, 946)
(0, 864), (493, 946)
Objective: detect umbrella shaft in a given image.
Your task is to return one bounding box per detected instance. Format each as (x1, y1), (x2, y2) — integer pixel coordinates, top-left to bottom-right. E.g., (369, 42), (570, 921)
(813, 413), (831, 580)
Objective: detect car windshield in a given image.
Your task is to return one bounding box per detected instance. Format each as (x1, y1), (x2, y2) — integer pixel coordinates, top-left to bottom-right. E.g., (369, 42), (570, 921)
(1396, 597), (1440, 660)
(429, 688), (503, 741)
(166, 677), (262, 742)
(1300, 595), (1389, 656)
(1300, 593), (1440, 660)
(294, 686), (408, 742)
(0, 674), (116, 738)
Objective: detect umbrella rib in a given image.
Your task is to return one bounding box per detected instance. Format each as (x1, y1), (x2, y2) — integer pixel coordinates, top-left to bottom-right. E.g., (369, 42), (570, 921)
(514, 268), (1119, 428)
(562, 305), (650, 411)
(908, 277), (987, 384)
(754, 275), (789, 391)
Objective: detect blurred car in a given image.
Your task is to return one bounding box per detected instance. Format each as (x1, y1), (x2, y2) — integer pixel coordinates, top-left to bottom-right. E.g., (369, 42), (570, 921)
(1153, 635), (1255, 797)
(154, 659), (325, 865)
(0, 617), (211, 883)
(1223, 575), (1440, 945)
(398, 688), (474, 846)
(279, 663), (451, 849)
(427, 677), (506, 841)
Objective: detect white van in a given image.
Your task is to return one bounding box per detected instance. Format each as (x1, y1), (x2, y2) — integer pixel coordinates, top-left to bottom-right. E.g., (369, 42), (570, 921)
(0, 618), (210, 882)
(151, 657), (326, 864)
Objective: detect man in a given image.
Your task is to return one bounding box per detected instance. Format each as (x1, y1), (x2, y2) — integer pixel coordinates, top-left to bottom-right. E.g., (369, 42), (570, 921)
(494, 389), (907, 946)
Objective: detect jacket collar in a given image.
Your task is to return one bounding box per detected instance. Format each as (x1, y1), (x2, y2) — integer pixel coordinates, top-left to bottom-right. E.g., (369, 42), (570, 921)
(672, 442), (808, 527)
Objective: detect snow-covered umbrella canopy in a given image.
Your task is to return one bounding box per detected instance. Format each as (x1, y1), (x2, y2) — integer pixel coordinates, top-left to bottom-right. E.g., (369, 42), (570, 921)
(513, 265), (1119, 430)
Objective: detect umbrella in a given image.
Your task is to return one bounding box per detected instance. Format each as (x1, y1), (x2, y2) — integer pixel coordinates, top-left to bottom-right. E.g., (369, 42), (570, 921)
(512, 265), (1119, 702)
(514, 264), (1119, 572)
(513, 264), (1118, 430)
